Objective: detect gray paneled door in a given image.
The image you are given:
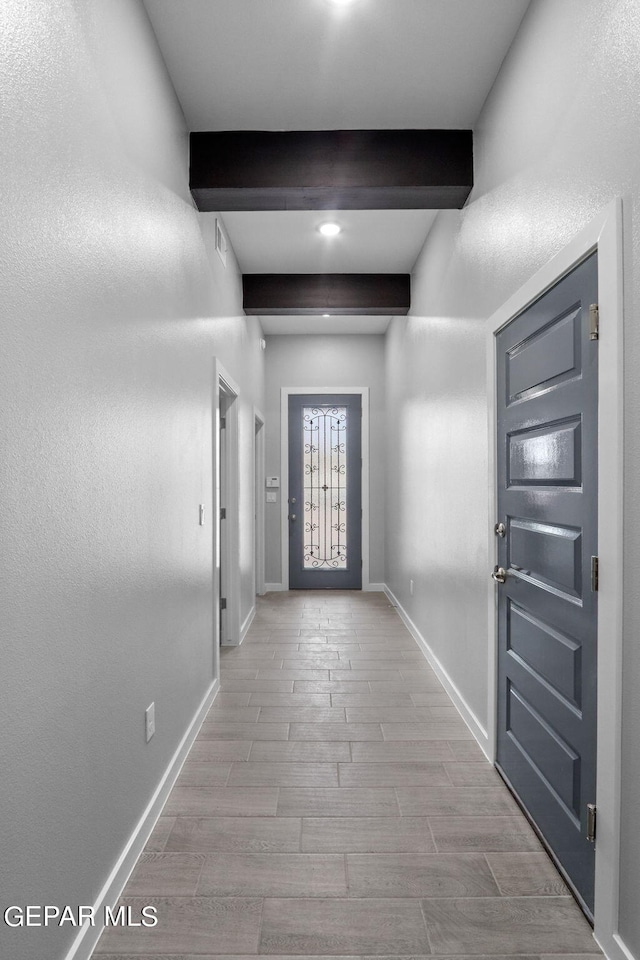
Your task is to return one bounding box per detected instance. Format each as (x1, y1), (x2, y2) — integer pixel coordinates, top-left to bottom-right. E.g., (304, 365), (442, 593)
(495, 253), (598, 917)
(288, 394), (362, 589)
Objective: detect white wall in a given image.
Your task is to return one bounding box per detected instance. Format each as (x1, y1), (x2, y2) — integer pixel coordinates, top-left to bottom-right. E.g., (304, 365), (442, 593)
(385, 0), (640, 956)
(264, 335), (386, 587)
(0, 3), (263, 959)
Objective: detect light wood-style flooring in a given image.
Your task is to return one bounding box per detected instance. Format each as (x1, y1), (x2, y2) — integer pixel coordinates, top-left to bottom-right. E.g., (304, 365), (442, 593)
(95, 590), (602, 959)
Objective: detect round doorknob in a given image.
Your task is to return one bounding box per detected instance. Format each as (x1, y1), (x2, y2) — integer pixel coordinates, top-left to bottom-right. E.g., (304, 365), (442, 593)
(289, 514), (296, 521)
(491, 566), (507, 584)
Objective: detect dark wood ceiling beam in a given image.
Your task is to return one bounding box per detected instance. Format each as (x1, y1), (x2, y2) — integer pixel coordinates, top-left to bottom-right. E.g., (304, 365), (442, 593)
(242, 274), (410, 316)
(191, 130), (472, 210)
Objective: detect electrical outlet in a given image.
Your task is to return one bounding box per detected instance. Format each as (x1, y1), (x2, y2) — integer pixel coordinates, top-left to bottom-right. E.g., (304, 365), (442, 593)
(145, 702), (155, 742)
(409, 579), (414, 596)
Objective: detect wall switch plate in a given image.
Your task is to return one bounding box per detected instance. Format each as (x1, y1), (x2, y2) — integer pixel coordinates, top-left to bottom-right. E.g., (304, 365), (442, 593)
(266, 491), (277, 503)
(145, 703), (155, 742)
(266, 476), (279, 488)
(199, 504), (205, 526)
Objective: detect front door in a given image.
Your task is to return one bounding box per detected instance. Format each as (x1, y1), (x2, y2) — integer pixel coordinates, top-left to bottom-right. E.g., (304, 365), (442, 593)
(495, 252), (598, 916)
(288, 394), (362, 589)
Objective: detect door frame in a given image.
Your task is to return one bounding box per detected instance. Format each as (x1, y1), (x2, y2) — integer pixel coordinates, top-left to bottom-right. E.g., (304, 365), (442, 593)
(213, 359), (241, 647)
(254, 407), (266, 598)
(280, 386), (371, 590)
(486, 200), (623, 955)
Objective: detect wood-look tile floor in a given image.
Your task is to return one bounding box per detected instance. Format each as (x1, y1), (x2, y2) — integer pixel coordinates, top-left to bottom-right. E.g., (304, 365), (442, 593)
(94, 591), (602, 959)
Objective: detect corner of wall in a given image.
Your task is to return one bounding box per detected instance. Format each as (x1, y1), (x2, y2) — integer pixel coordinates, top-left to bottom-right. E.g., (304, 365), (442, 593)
(383, 584), (491, 760)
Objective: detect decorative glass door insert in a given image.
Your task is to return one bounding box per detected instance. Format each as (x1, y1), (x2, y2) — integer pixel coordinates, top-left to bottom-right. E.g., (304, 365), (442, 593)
(288, 394), (362, 589)
(303, 405), (348, 569)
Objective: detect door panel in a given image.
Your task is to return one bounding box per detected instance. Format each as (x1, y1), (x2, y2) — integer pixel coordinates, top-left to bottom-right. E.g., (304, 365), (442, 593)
(288, 394), (362, 590)
(507, 417), (582, 486)
(496, 252), (598, 916)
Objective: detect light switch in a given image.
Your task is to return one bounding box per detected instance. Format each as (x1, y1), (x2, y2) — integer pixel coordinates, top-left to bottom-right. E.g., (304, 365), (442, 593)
(266, 476), (280, 488)
(266, 491), (277, 503)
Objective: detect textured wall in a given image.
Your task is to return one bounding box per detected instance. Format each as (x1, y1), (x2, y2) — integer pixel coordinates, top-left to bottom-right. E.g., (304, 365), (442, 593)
(0, 3), (263, 959)
(385, 0), (640, 954)
(264, 335), (386, 587)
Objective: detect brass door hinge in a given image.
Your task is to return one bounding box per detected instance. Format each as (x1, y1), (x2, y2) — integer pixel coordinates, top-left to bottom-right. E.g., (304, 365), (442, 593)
(586, 803), (597, 843)
(589, 303), (599, 341)
(220, 598), (227, 610)
(591, 556), (599, 592)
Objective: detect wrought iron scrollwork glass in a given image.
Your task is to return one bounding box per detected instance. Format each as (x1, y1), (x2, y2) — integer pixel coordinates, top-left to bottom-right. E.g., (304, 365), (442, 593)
(302, 406), (348, 569)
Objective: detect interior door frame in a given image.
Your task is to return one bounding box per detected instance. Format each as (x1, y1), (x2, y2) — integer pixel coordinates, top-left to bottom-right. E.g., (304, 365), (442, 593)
(213, 358), (241, 647)
(486, 200), (623, 956)
(254, 407), (266, 598)
(280, 386), (371, 590)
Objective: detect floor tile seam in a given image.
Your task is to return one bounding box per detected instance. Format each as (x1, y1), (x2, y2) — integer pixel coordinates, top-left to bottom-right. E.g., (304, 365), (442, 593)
(337, 850), (531, 858)
(147, 892), (576, 901)
(440, 763), (455, 787)
(116, 889), (573, 904)
(149, 890), (562, 902)
(417, 896), (436, 955)
(192, 849), (208, 896)
(116, 893), (269, 901)
(423, 816), (439, 852)
(343, 852), (350, 895)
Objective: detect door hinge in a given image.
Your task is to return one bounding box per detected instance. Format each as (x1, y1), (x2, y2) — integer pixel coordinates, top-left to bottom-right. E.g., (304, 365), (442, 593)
(586, 803), (597, 843)
(220, 507), (226, 520)
(591, 555), (599, 592)
(220, 597), (227, 610)
(220, 417), (226, 429)
(589, 303), (599, 341)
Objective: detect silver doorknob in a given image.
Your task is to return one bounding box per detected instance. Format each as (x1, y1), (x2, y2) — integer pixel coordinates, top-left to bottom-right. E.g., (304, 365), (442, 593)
(289, 514), (296, 521)
(491, 566), (507, 584)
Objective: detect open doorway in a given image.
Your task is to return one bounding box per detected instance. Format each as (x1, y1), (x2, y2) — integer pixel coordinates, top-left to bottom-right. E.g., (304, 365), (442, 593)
(214, 361), (240, 646)
(254, 410), (266, 599)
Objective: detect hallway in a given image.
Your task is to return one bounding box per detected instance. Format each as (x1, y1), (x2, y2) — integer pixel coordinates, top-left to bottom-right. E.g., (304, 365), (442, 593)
(95, 591), (599, 957)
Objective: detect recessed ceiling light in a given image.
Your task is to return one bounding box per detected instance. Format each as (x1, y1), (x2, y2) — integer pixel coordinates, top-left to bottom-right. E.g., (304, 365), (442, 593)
(318, 222), (341, 237)
(323, 313), (330, 317)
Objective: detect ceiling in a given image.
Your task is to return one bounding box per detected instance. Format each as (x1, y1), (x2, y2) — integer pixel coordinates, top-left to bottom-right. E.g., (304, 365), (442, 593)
(143, 0), (530, 332)
(221, 210), (439, 274)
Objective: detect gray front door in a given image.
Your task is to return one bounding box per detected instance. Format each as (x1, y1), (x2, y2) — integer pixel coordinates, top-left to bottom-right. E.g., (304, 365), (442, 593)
(495, 252), (598, 917)
(288, 394), (362, 589)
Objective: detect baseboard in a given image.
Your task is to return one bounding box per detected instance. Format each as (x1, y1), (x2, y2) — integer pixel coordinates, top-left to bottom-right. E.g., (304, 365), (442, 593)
(264, 582), (285, 592)
(364, 582), (386, 592)
(240, 604), (256, 643)
(384, 584), (491, 759)
(64, 679), (219, 960)
(595, 932), (638, 960)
